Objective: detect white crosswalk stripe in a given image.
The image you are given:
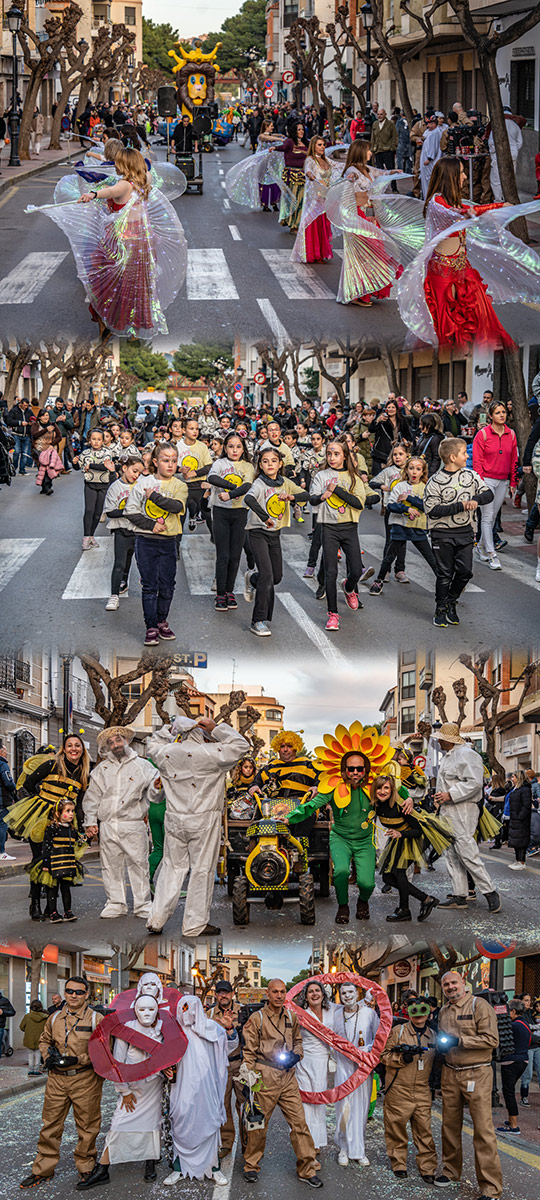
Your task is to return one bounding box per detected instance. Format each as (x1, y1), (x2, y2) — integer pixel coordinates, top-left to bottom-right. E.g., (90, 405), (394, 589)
(359, 532), (485, 594)
(0, 252), (68, 304)
(277, 592), (348, 666)
(186, 249), (239, 300)
(260, 249), (335, 300)
(180, 536), (215, 594)
(0, 538), (45, 592)
(62, 537), (114, 599)
(474, 548), (540, 591)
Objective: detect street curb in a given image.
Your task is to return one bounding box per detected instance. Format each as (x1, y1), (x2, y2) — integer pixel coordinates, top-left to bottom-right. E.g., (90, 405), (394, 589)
(0, 848), (100, 879)
(0, 145), (82, 195)
(0, 1074), (47, 1102)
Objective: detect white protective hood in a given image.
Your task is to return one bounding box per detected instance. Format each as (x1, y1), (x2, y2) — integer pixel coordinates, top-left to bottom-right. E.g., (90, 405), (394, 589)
(169, 995), (228, 1179)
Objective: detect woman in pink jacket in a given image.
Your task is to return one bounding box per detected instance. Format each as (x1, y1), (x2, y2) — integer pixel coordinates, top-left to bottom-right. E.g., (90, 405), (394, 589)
(472, 400), (518, 570)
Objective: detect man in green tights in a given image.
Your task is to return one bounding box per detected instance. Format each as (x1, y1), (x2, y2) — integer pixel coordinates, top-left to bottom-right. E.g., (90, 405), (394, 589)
(287, 749), (412, 924)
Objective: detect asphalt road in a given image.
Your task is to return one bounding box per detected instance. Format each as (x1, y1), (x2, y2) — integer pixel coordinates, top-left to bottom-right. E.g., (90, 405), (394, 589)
(2, 1066), (538, 1200)
(2, 139), (540, 346)
(1, 846), (539, 949)
(0, 470), (538, 657)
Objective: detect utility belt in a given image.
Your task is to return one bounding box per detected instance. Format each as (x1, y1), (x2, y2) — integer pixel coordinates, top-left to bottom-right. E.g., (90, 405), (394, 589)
(256, 1055), (293, 1071)
(443, 1061), (492, 1072)
(49, 1062), (94, 1077)
(229, 1053), (242, 1063)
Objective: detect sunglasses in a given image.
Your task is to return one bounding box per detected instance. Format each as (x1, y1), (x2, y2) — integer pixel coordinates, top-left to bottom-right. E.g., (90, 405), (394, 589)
(64, 988), (87, 996)
(346, 766), (365, 774)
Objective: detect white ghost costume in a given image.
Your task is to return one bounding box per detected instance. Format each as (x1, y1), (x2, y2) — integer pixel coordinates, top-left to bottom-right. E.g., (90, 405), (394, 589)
(135, 972), (164, 1004)
(104, 997), (165, 1164)
(334, 998), (379, 1161)
(169, 996), (228, 1180)
(295, 1001), (337, 1149)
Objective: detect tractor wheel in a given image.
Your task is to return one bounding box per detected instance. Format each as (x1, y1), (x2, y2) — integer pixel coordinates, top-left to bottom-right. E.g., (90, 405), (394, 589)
(232, 875), (250, 925)
(299, 872), (316, 925)
(227, 863), (239, 897)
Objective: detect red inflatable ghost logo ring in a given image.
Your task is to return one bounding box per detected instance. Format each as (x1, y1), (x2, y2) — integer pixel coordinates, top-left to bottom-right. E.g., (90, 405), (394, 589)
(286, 972), (393, 1104)
(89, 1007), (188, 1083)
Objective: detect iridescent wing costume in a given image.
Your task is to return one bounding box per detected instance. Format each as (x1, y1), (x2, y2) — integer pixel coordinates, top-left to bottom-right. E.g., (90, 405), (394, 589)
(54, 159), (187, 205)
(395, 195), (540, 346)
(325, 167), (405, 303)
(291, 158), (342, 263)
(30, 188), (187, 339)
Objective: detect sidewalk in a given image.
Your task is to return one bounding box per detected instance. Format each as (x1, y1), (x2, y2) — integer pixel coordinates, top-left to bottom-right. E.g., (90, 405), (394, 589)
(0, 140), (83, 196)
(0, 1048), (46, 1100)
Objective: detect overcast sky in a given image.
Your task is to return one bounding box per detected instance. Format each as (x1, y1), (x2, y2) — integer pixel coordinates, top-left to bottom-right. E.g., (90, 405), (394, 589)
(223, 936), (317, 980)
(143, 0), (241, 37)
(189, 653), (397, 751)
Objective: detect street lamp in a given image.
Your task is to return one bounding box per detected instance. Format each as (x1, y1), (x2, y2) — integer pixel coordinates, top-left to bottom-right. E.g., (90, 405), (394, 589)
(6, 5), (23, 168)
(127, 54), (135, 106)
(361, 0), (374, 133)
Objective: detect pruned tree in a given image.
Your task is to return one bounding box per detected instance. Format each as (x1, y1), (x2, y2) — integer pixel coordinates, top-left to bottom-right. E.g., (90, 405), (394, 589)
(328, 2), (424, 126)
(432, 686), (448, 724)
(26, 938), (49, 1001)
(458, 651), (536, 777)
(426, 942), (482, 979)
(17, 5), (83, 161)
(48, 36), (88, 150)
(75, 24), (136, 123)
(136, 64), (172, 103)
(80, 653), (176, 727)
(31, 342), (116, 407)
(452, 678), (469, 730)
(1, 345), (36, 409)
(285, 18), (336, 141)
(326, 11), (381, 117)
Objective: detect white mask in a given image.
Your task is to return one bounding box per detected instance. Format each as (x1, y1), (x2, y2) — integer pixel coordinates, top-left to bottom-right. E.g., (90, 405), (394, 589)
(340, 984), (358, 1008)
(134, 996), (159, 1027)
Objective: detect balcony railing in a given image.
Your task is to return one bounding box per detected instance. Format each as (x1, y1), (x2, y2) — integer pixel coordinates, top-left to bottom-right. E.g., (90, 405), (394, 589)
(0, 655), (31, 692)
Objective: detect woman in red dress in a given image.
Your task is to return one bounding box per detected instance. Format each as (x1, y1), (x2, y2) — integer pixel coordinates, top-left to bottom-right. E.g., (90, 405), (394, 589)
(292, 136), (335, 263)
(422, 157), (515, 351)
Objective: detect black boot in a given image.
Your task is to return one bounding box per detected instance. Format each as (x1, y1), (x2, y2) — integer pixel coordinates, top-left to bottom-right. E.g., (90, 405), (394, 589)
(446, 600), (459, 624)
(76, 1163), (110, 1189)
(386, 907), (412, 922)
(144, 1161), (157, 1181)
(29, 898), (44, 921)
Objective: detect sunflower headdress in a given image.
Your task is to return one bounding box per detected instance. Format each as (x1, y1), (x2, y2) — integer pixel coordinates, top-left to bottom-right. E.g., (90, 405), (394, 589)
(314, 722), (395, 808)
(271, 730), (304, 756)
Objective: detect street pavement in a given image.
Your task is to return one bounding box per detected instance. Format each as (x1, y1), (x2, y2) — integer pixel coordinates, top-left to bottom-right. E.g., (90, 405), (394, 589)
(0, 470), (538, 656)
(1, 1066), (538, 1200)
(1, 842), (539, 949)
(2, 139), (540, 345)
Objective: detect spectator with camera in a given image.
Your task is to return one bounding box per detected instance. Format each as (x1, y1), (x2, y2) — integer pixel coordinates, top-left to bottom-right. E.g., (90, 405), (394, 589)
(20, 976), (104, 1190)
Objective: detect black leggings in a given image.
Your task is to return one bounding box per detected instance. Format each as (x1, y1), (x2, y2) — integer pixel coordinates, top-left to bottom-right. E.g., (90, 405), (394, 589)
(187, 486), (212, 536)
(47, 879), (72, 914)
(514, 846), (527, 863)
(501, 1060), (527, 1119)
(83, 484), (107, 536)
(382, 865), (428, 910)
(383, 509), (406, 573)
(307, 518), (323, 569)
(321, 523), (361, 614)
(243, 532), (255, 571)
(111, 529), (135, 596)
(249, 529), (283, 623)
(213, 507), (248, 595)
(377, 534), (437, 583)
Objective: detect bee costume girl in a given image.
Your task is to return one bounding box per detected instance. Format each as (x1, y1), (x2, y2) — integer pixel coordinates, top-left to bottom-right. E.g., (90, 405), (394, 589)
(373, 764), (454, 922)
(7, 736), (90, 921)
(287, 723), (396, 925)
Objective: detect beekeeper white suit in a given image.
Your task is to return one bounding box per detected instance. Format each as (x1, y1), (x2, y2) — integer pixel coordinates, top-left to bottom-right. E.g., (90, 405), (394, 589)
(435, 726), (495, 899)
(165, 996), (228, 1185)
(146, 717), (249, 937)
(83, 728), (159, 919)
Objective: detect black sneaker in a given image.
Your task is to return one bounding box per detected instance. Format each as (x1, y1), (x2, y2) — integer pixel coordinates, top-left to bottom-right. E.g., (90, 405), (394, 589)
(438, 895), (467, 909)
(418, 896), (439, 922)
(486, 889), (501, 913)
(446, 601), (459, 625)
(524, 528), (534, 544)
(49, 911), (63, 923)
(386, 908), (412, 922)
(119, 581), (129, 595)
(393, 1170), (408, 1178)
(63, 910), (77, 922)
(188, 518), (196, 532)
(215, 595), (228, 611)
(20, 1176), (49, 1189)
(243, 1172), (258, 1183)
(300, 1177), (323, 1189)
(226, 592), (238, 610)
(421, 1176), (435, 1184)
(433, 608), (447, 627)
(315, 584), (326, 600)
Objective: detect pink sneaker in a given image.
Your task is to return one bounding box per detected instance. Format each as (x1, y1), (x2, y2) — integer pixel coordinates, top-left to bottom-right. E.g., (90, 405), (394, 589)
(144, 628), (159, 646)
(341, 581), (359, 610)
(325, 613), (339, 631)
(157, 622), (176, 640)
